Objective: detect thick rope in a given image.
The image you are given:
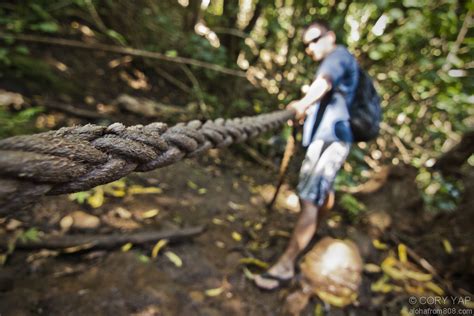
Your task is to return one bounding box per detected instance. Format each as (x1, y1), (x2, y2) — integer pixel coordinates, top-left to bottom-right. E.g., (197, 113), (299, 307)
(0, 109), (295, 213)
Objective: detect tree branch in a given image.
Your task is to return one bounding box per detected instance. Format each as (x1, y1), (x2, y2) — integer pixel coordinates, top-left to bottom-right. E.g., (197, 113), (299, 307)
(0, 33), (247, 78)
(3, 226), (206, 251)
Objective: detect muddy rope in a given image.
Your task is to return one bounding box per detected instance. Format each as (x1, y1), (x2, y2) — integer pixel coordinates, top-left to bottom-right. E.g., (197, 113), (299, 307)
(0, 109), (295, 213)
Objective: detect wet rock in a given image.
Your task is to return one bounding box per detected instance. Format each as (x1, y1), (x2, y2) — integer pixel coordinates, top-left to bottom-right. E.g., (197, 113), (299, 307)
(59, 215), (74, 231)
(0, 90), (24, 109)
(5, 219), (23, 231)
(300, 237), (363, 308)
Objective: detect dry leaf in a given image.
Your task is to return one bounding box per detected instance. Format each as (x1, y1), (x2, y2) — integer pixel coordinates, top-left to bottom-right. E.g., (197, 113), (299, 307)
(404, 270), (432, 282)
(205, 287), (224, 297)
(442, 239), (453, 254)
(398, 243), (408, 263)
(87, 187), (104, 208)
(364, 263), (382, 273)
(63, 242), (95, 253)
(121, 242), (133, 252)
(372, 239), (388, 250)
(239, 257), (269, 269)
(231, 231), (242, 241)
(228, 201), (245, 211)
(128, 185), (162, 195)
(211, 218), (224, 225)
(425, 282), (444, 295)
(151, 239), (168, 258)
(59, 216), (73, 231)
(164, 251), (182, 267)
(187, 181), (198, 190)
(242, 266), (254, 280)
(141, 209), (160, 219)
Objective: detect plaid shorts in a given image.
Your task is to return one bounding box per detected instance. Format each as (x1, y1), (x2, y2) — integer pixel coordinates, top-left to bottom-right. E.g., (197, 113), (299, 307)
(297, 140), (350, 206)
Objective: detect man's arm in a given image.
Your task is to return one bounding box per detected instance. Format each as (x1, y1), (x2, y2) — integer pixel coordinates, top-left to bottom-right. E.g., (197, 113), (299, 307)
(288, 75), (332, 119)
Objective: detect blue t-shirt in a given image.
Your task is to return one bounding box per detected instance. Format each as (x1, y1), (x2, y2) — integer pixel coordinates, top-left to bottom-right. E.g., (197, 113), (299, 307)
(302, 45), (358, 145)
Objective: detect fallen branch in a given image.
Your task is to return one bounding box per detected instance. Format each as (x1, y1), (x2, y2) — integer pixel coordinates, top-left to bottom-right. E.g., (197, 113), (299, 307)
(41, 99), (112, 120)
(154, 65), (192, 93)
(0, 32), (247, 78)
(4, 225), (205, 251)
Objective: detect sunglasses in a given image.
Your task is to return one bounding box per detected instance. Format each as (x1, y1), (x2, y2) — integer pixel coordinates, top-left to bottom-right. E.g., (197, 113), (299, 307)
(304, 33), (326, 47)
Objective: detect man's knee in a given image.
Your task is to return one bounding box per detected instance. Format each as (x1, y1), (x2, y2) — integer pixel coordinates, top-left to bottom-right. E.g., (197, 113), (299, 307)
(322, 191), (335, 211)
(300, 199), (319, 218)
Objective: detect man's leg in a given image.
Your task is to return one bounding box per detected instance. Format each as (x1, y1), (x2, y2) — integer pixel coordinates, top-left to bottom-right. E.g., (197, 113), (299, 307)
(254, 139), (349, 290)
(253, 193), (333, 290)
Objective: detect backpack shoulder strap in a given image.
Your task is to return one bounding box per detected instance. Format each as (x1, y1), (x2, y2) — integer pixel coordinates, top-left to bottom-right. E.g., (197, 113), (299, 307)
(309, 90), (333, 141)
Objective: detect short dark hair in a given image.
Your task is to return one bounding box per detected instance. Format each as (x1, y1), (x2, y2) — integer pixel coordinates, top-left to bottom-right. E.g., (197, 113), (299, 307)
(304, 20), (332, 35)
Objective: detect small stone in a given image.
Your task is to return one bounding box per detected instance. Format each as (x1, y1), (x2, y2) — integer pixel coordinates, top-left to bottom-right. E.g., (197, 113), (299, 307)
(113, 207), (132, 219)
(5, 219), (22, 231)
(59, 215), (74, 231)
(70, 211), (100, 229)
(189, 290), (205, 303)
(300, 237), (363, 307)
(366, 211), (392, 237)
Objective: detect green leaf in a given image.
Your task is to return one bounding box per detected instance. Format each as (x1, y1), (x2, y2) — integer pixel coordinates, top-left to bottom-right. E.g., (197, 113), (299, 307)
(340, 194), (366, 219)
(31, 22), (59, 33)
(19, 228), (41, 243)
(165, 50), (178, 57)
(15, 45), (30, 55)
(106, 30), (127, 45)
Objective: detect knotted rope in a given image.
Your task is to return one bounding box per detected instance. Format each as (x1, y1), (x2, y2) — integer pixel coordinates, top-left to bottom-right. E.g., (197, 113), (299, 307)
(0, 109), (295, 213)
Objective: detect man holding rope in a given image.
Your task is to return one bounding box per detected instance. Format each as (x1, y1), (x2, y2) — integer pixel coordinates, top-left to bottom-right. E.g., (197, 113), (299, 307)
(255, 20), (359, 290)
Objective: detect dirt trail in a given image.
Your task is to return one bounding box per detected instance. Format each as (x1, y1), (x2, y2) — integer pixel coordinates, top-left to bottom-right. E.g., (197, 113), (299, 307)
(0, 150), (472, 315)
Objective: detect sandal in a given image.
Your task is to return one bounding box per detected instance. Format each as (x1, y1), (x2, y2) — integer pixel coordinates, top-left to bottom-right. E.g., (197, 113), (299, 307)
(254, 272), (293, 291)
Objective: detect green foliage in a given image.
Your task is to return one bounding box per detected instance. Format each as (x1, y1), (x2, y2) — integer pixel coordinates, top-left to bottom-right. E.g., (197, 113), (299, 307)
(183, 34), (228, 73)
(69, 191), (90, 205)
(0, 2), (60, 34)
(416, 169), (463, 213)
(18, 228), (41, 243)
(105, 29), (127, 45)
(0, 106), (43, 138)
(339, 194), (367, 220)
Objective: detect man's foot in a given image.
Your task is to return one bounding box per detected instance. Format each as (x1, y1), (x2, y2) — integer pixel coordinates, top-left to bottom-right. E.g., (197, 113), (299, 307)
(254, 263), (295, 290)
